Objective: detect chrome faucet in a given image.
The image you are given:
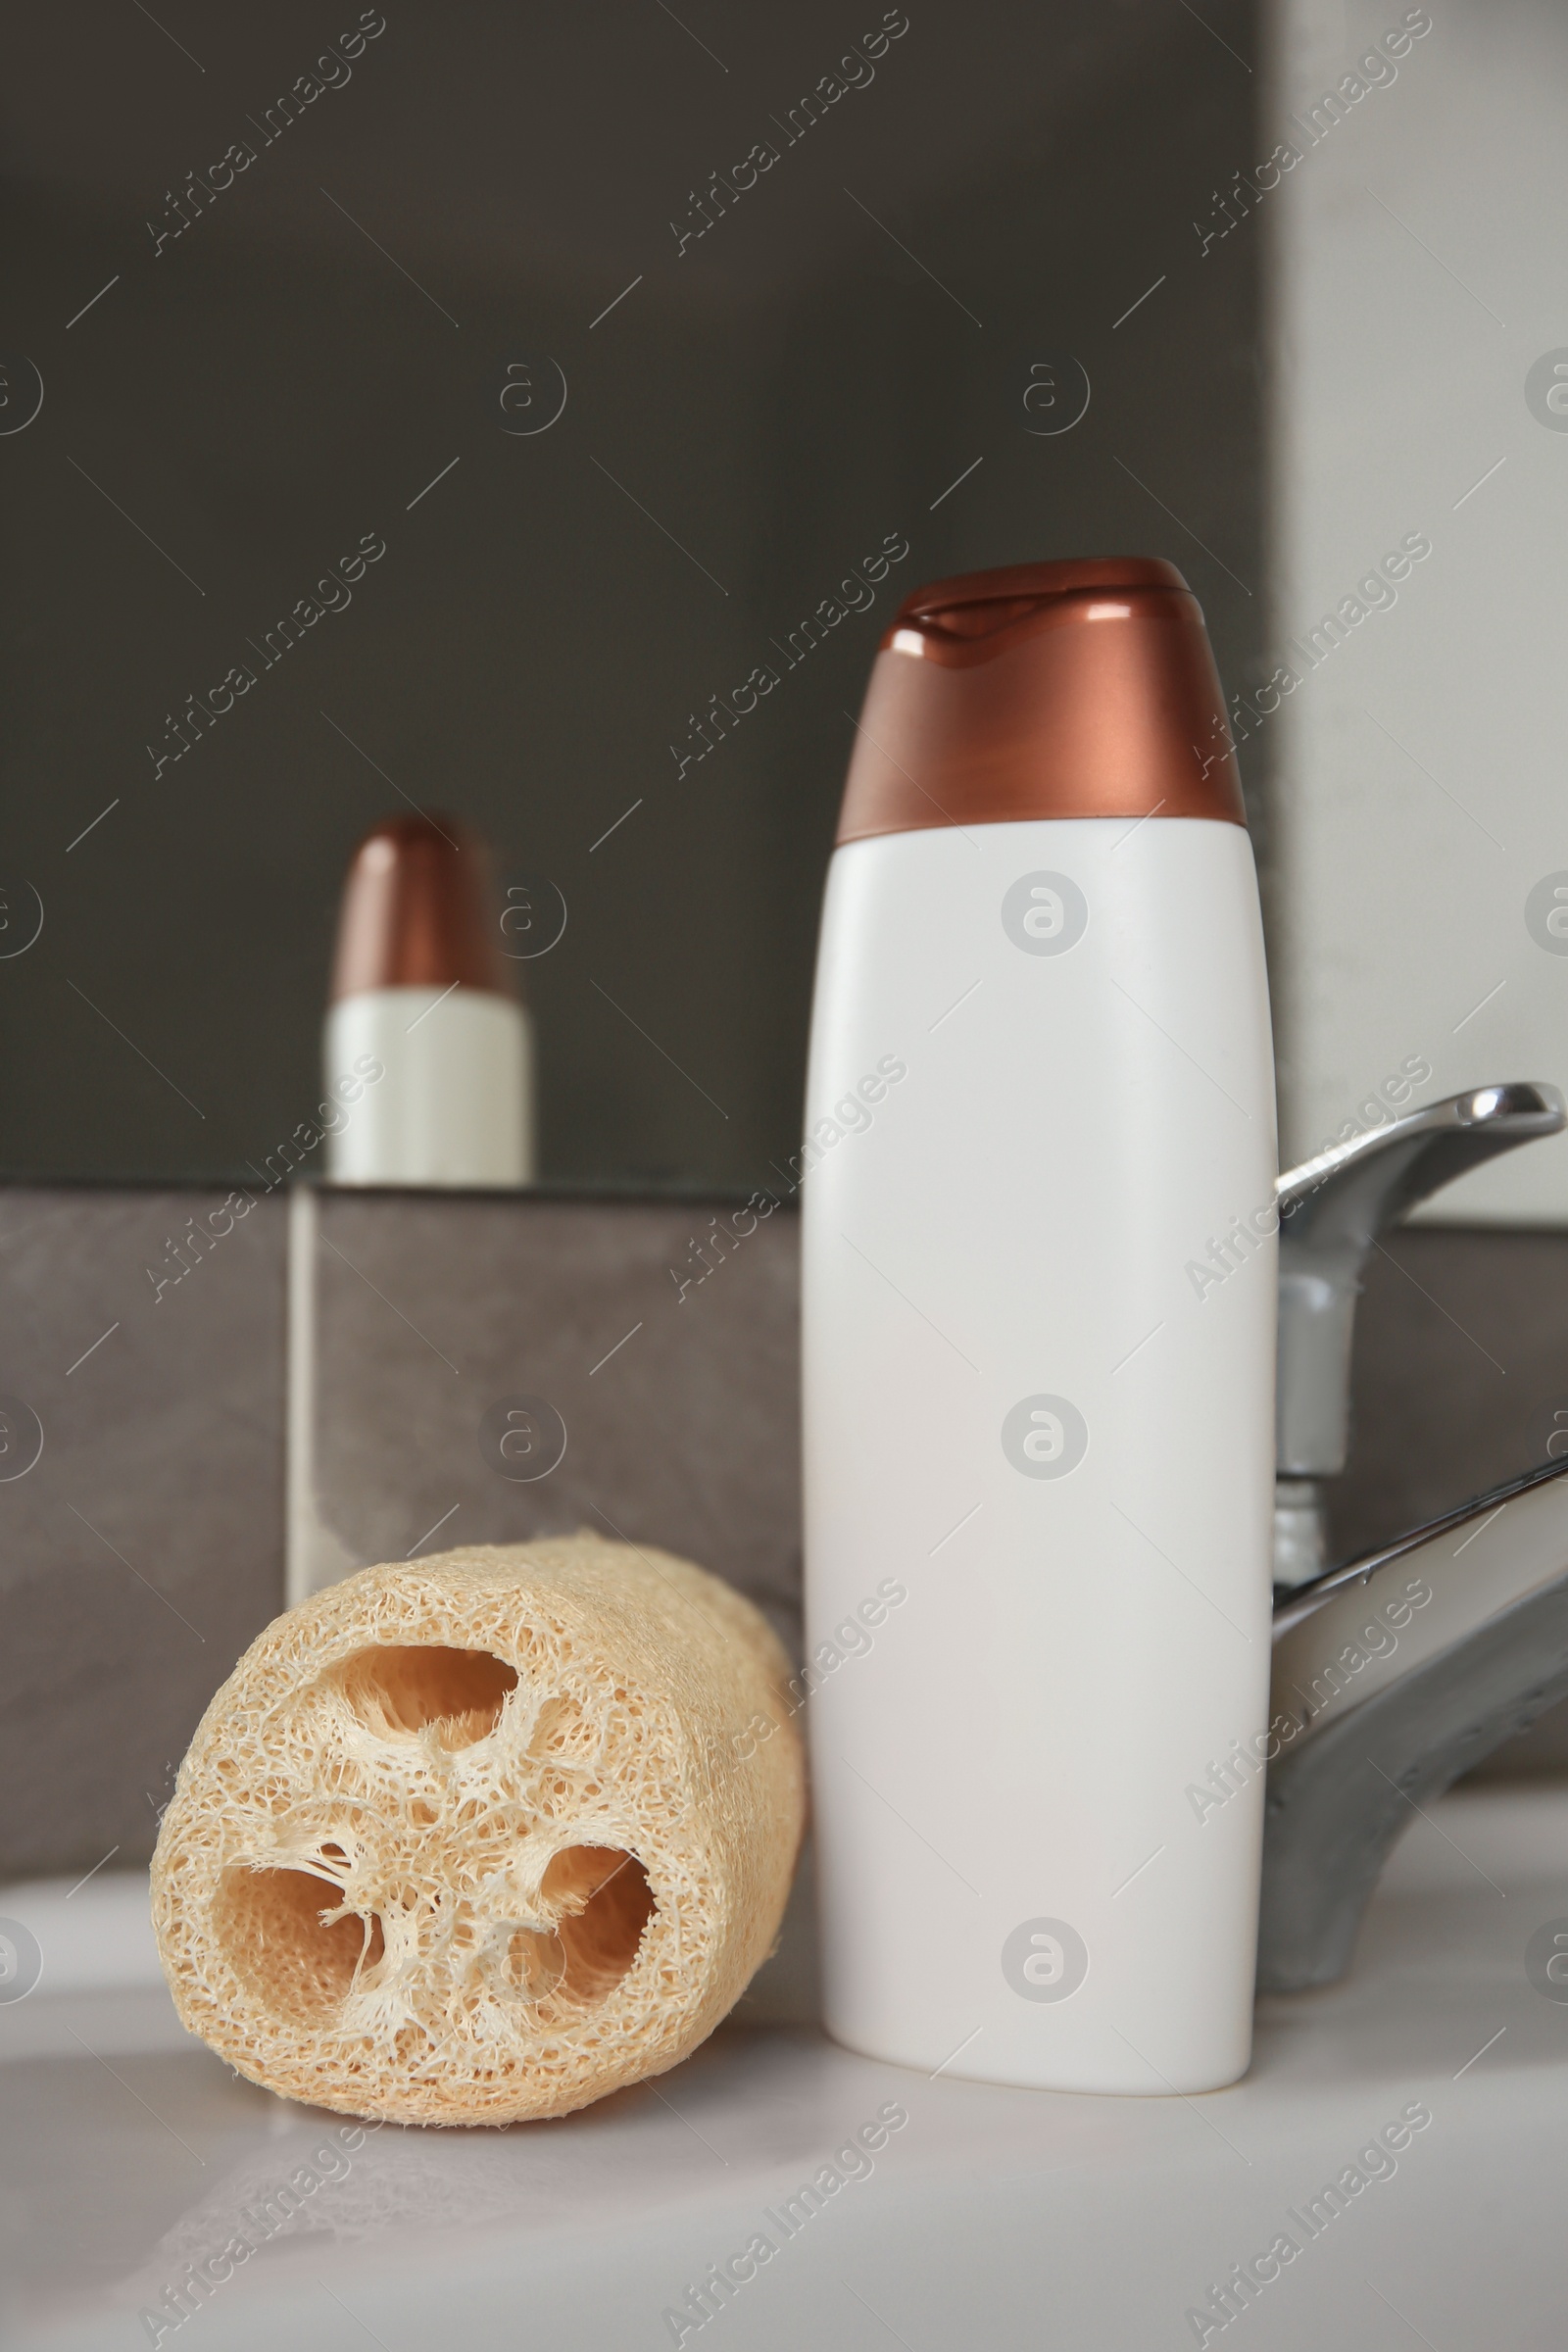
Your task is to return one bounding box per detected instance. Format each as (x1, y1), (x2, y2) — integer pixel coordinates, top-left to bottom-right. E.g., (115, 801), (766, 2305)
(1259, 1081), (1568, 1992)
(1273, 1082), (1566, 1592)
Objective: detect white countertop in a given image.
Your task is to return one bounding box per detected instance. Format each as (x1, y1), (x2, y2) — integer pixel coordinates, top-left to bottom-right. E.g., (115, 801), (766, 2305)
(4, 1786), (1567, 2351)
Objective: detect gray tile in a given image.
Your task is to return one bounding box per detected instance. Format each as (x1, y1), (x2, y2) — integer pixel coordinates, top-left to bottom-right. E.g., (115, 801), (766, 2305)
(1332, 1226), (1568, 1774)
(1332, 1228), (1568, 1563)
(307, 1189), (802, 1652)
(0, 1187), (286, 1879)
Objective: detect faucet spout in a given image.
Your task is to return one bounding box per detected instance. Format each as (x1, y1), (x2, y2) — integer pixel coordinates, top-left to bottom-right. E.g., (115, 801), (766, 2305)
(1260, 1452), (1568, 1992)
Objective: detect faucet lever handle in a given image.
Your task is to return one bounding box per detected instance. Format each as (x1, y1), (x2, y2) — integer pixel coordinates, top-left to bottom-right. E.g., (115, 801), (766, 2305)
(1277, 1081), (1566, 1249)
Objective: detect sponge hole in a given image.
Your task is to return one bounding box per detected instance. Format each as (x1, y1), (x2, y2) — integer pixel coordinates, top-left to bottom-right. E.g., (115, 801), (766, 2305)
(330, 1645), (519, 1749)
(215, 1866), (384, 2022)
(542, 1846), (656, 2000)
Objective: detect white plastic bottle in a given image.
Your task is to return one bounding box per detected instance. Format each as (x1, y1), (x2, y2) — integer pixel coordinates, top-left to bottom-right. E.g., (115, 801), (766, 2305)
(323, 814), (535, 1187)
(802, 560), (1277, 2093)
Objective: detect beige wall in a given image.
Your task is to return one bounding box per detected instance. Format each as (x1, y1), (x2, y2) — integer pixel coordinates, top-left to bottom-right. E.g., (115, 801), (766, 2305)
(1267, 0), (1568, 1218)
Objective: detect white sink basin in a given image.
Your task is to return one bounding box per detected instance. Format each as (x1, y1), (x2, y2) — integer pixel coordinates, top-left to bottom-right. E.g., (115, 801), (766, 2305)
(4, 1787), (1567, 2350)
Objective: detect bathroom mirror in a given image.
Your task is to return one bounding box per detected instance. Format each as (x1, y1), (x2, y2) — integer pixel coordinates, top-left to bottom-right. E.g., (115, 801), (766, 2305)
(1, 1), (1260, 1189)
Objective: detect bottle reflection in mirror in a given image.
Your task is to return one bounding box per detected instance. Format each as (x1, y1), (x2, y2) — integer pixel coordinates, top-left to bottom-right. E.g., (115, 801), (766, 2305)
(323, 814), (536, 1187)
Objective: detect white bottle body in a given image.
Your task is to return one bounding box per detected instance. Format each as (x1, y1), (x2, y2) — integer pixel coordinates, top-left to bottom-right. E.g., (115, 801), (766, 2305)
(802, 816), (1276, 2093)
(324, 986), (534, 1187)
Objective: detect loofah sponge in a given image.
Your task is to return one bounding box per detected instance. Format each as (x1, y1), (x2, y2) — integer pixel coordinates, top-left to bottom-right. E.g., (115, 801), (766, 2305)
(150, 1535), (805, 2126)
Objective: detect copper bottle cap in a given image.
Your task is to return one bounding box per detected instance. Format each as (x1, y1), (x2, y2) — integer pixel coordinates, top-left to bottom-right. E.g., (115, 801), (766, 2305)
(836, 557), (1245, 843)
(329, 814), (514, 1003)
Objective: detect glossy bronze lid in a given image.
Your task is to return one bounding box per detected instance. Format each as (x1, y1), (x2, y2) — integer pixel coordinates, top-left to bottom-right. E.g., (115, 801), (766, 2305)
(837, 557), (1245, 842)
(329, 814), (514, 1003)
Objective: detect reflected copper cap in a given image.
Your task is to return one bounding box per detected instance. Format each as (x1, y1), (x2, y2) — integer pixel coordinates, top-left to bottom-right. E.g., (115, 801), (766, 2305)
(837, 557), (1245, 843)
(329, 814), (514, 1002)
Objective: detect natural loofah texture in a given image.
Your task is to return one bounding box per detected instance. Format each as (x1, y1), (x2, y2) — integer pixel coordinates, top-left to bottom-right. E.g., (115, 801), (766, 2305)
(151, 1535), (805, 2126)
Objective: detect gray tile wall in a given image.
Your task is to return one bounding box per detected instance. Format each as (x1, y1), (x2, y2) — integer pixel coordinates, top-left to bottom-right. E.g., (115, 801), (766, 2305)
(1333, 1225), (1568, 1777)
(0, 1188), (285, 1881)
(304, 1188), (801, 1649)
(4, 1189), (1566, 1883)
(1332, 1227), (1568, 1560)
